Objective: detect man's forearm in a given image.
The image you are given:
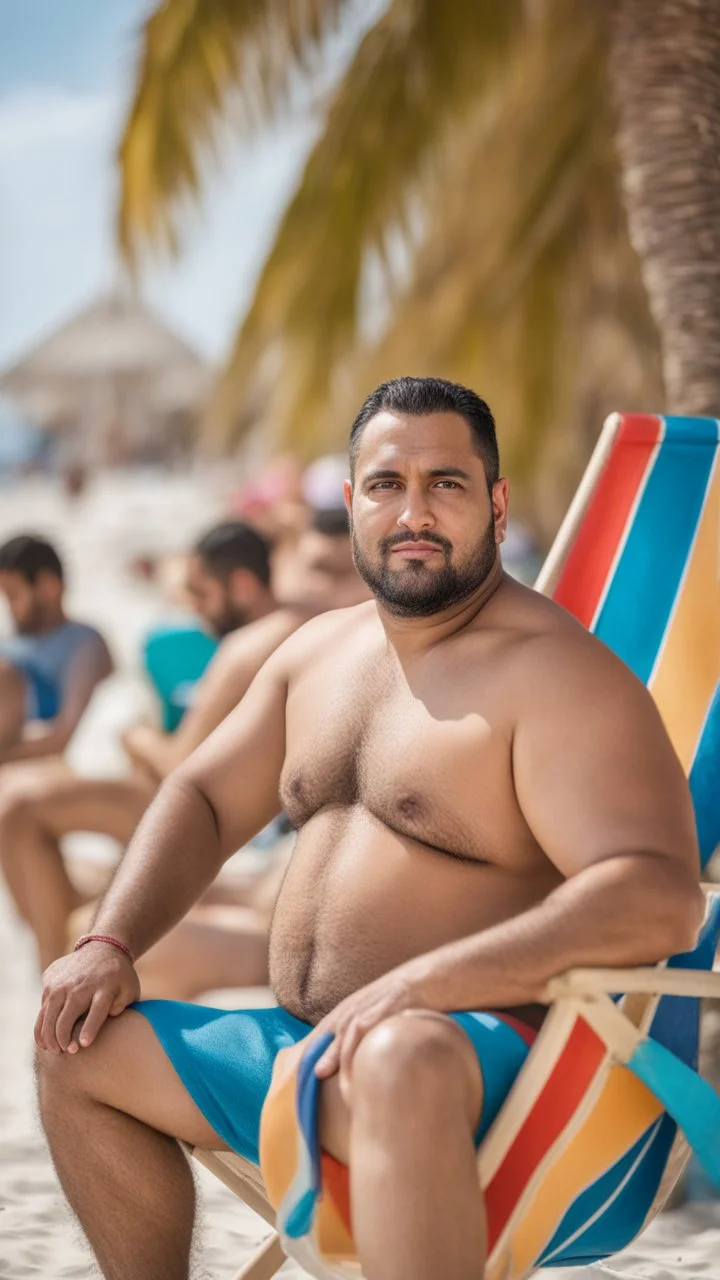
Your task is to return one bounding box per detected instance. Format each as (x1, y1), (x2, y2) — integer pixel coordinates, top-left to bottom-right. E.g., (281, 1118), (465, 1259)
(91, 774), (225, 960)
(409, 854), (703, 1013)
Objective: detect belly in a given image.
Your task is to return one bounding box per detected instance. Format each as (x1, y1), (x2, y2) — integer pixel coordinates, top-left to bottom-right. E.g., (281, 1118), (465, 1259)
(268, 805), (560, 1023)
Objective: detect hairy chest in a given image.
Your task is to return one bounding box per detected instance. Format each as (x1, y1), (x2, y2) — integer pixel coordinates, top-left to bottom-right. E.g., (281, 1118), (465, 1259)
(280, 653), (524, 862)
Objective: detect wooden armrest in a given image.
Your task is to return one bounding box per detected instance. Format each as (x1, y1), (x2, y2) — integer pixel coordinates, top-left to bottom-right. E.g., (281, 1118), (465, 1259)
(542, 966), (720, 1003)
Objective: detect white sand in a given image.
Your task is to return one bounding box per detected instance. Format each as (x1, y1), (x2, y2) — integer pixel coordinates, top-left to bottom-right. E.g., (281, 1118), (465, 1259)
(1, 470), (719, 1279)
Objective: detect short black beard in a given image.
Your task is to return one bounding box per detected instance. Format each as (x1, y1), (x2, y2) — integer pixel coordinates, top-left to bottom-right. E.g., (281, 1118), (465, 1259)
(352, 519), (497, 618)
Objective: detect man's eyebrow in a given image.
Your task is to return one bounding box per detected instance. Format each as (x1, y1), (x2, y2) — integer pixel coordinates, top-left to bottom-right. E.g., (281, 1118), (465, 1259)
(427, 467), (472, 481)
(362, 468), (403, 483)
(362, 466), (472, 483)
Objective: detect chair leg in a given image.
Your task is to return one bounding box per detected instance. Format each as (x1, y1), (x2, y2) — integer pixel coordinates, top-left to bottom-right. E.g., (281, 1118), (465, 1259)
(231, 1230), (286, 1280)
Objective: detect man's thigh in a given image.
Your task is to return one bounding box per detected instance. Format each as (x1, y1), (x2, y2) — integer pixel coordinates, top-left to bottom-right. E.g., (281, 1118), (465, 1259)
(39, 1009), (230, 1152)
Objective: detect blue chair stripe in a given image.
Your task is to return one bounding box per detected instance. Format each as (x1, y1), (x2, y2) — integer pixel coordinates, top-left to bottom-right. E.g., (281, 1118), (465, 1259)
(594, 430), (716, 683)
(539, 1114), (676, 1266)
(627, 1039), (720, 1189)
(690, 682), (720, 868)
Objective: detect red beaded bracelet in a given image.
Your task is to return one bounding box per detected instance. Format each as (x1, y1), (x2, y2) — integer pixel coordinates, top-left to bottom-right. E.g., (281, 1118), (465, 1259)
(74, 934), (135, 965)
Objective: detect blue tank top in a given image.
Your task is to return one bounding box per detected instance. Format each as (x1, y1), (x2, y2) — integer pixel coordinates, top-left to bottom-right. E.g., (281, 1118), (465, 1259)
(0, 621), (104, 720)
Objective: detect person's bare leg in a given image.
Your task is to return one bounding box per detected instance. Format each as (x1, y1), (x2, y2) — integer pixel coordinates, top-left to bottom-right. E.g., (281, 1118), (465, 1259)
(37, 1009), (229, 1280)
(136, 904), (269, 999)
(0, 661), (26, 748)
(0, 763), (155, 968)
(319, 1012), (486, 1280)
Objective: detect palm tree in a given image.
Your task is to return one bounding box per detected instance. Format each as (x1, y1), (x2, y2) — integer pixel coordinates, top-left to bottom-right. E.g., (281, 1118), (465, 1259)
(118, 0), (720, 535)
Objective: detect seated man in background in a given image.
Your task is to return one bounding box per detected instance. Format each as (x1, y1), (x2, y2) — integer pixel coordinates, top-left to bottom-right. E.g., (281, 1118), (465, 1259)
(0, 514), (367, 976)
(0, 519), (276, 969)
(0, 534), (112, 763)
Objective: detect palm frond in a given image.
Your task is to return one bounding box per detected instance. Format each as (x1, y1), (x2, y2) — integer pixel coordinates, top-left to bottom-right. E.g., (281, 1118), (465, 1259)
(118, 0), (348, 262)
(203, 0), (525, 447)
(309, 0), (661, 535)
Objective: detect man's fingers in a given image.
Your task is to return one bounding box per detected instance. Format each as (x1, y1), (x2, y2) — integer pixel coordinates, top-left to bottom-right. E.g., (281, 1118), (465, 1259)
(36, 992), (67, 1055)
(78, 989), (114, 1048)
(314, 1033), (341, 1079)
(55, 991), (94, 1052)
(338, 1018), (367, 1091)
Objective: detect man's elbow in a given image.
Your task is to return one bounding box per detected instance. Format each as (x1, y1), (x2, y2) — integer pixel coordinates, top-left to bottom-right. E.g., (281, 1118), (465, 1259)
(653, 875), (705, 958)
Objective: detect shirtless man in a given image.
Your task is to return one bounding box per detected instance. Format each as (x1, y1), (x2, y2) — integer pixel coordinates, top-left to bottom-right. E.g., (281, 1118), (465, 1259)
(35, 377), (702, 1280)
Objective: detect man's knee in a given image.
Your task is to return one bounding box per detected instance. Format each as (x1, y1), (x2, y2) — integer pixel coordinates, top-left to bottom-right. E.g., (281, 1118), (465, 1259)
(0, 782), (31, 849)
(352, 1013), (482, 1119)
(36, 1044), (89, 1122)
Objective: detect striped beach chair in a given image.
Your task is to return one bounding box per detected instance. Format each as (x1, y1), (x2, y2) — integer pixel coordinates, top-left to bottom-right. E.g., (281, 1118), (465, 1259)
(192, 412), (720, 1280)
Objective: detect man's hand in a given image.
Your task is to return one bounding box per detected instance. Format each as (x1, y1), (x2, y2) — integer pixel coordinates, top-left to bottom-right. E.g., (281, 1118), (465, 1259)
(312, 964), (428, 1095)
(35, 943), (140, 1057)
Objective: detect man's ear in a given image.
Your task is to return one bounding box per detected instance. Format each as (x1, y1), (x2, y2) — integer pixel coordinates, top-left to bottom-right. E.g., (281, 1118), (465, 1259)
(492, 477), (509, 545)
(343, 479), (352, 516)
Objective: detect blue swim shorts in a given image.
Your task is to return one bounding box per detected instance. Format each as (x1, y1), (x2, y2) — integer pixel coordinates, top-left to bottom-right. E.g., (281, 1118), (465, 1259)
(133, 1000), (535, 1166)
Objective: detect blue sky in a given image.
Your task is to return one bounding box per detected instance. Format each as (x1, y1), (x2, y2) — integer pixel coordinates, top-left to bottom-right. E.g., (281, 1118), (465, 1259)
(0, 1), (331, 369)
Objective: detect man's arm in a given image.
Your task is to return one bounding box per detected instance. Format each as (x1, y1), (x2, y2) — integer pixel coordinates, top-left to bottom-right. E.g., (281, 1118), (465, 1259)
(36, 644), (290, 1054)
(121, 610), (301, 782)
(408, 633), (703, 1012)
(313, 631), (705, 1082)
(0, 636), (113, 765)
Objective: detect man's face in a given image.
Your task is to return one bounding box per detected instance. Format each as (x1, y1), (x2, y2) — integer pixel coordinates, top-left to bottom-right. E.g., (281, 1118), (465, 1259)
(0, 570), (56, 634)
(346, 411), (508, 617)
(185, 555), (252, 637)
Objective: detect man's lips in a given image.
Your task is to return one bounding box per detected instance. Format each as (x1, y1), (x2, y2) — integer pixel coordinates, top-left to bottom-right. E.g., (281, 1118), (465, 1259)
(389, 542), (443, 559)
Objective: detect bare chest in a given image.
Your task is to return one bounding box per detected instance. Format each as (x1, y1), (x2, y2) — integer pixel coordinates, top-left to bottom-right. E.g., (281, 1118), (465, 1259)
(281, 654), (531, 864)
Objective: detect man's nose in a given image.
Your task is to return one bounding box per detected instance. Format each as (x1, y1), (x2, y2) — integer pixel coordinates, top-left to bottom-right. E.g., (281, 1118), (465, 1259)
(398, 488), (435, 532)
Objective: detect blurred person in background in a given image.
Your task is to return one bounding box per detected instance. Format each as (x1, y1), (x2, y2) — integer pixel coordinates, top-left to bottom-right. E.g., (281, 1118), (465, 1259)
(0, 534), (113, 764)
(0, 520), (274, 970)
(0, 515), (367, 976)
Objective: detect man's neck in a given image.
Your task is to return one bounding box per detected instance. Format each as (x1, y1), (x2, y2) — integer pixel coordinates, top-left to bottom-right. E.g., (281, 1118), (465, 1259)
(376, 557), (507, 657)
(31, 609), (67, 636)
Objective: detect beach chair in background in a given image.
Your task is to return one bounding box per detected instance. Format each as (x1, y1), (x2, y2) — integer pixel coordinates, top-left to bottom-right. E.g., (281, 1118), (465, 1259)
(143, 623), (217, 732)
(191, 412), (720, 1280)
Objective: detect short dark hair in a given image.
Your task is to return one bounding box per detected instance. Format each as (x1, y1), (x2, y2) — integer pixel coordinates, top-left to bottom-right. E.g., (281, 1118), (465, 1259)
(194, 521), (271, 588)
(348, 376), (499, 490)
(0, 534), (64, 583)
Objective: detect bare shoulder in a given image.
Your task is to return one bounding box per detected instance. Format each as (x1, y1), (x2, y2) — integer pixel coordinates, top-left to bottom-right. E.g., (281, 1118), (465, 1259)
(510, 584), (655, 718)
(279, 600), (380, 675)
(503, 580), (698, 875)
(477, 577), (648, 711)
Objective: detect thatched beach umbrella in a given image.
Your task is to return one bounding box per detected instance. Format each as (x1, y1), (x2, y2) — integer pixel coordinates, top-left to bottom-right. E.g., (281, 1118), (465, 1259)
(0, 290), (211, 464)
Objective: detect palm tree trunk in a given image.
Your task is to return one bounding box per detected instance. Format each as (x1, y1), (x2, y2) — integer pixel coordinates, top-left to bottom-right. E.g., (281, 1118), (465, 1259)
(609, 0), (720, 416)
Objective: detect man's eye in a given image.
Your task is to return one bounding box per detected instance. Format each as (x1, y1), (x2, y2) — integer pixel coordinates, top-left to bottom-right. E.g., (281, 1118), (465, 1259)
(434, 480), (460, 489)
(371, 481), (400, 491)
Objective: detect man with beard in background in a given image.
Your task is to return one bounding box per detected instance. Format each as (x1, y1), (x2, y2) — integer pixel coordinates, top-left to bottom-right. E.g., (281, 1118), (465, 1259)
(36, 378), (700, 1280)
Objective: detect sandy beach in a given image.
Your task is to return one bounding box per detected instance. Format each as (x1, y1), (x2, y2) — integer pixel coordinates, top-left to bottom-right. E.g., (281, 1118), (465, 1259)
(1, 471), (719, 1280)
